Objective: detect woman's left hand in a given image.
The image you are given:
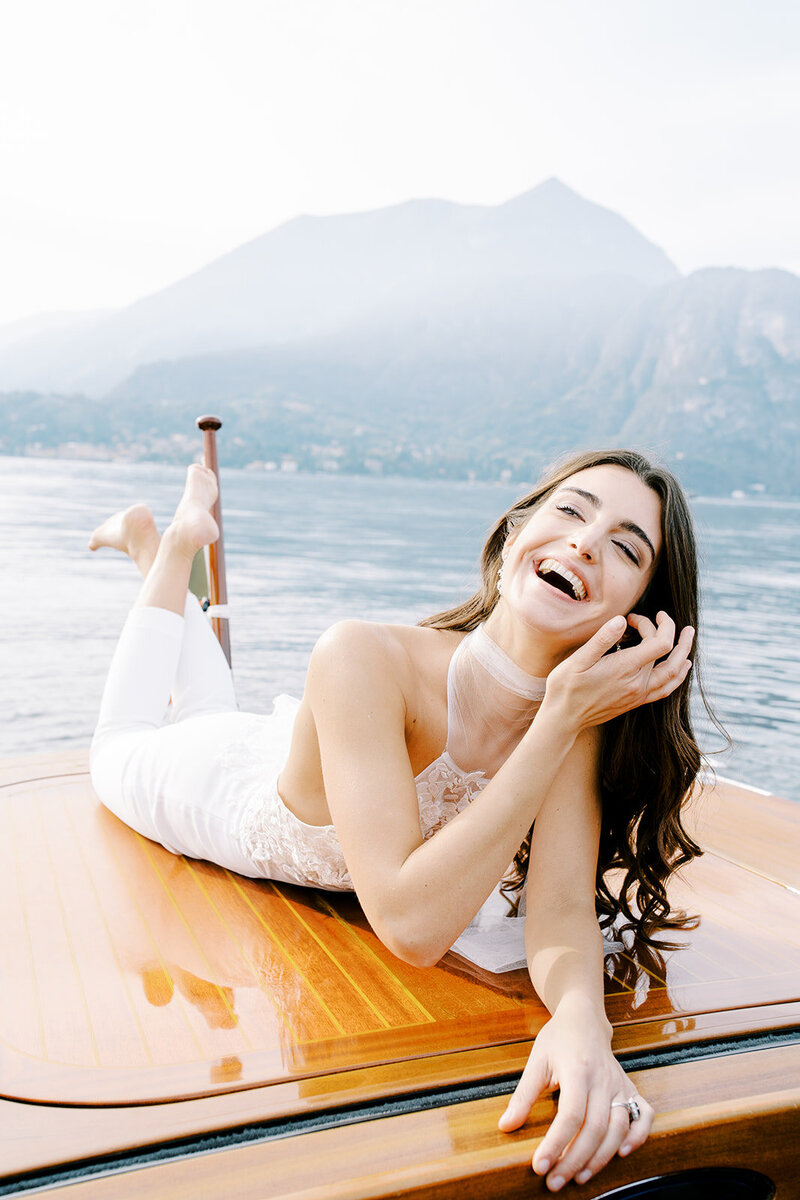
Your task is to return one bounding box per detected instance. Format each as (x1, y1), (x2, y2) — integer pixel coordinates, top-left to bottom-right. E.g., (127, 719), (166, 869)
(498, 1006), (653, 1190)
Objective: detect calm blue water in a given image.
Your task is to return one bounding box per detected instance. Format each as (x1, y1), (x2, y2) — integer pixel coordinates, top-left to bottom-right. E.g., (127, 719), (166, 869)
(2, 456), (798, 800)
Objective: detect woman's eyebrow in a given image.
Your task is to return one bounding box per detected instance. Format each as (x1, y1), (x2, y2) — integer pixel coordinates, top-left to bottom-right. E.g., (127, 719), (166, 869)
(558, 486), (657, 563)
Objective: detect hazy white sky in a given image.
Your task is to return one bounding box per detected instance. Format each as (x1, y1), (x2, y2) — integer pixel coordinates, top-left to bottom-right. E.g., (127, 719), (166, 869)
(1, 0), (798, 325)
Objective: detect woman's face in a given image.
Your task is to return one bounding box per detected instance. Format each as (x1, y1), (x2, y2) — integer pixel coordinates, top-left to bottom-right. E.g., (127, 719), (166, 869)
(500, 464), (663, 654)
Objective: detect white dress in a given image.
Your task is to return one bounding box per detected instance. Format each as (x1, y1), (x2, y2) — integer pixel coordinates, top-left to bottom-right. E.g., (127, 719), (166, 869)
(91, 601), (545, 890)
(238, 620), (547, 890)
(91, 604), (624, 971)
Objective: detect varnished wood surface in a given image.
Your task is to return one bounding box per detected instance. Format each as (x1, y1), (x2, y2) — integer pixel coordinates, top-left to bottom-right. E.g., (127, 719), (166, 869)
(688, 773), (800, 891)
(2, 753), (799, 1108)
(0, 747), (88, 789)
(1, 766), (535, 1106)
(4, 1001), (800, 1179)
(2, 749), (799, 1190)
(19, 1044), (800, 1199)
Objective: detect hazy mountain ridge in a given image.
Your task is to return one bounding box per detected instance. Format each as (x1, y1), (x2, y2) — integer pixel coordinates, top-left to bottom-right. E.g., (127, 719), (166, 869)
(558, 268), (800, 491)
(0, 179), (677, 395)
(1, 181), (797, 493)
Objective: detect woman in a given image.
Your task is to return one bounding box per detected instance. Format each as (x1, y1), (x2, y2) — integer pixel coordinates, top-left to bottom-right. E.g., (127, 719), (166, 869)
(90, 448), (702, 1192)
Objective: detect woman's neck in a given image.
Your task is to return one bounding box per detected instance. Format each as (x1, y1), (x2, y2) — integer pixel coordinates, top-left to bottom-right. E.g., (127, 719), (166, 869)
(482, 605), (571, 678)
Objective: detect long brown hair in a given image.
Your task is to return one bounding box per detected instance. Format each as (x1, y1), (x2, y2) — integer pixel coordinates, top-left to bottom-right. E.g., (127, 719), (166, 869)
(420, 448), (721, 947)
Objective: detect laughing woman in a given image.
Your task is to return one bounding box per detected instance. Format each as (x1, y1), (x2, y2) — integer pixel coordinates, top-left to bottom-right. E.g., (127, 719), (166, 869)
(89, 448), (705, 1191)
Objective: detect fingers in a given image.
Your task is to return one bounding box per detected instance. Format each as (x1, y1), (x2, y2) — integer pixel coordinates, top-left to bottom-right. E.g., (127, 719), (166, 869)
(497, 1054), (549, 1133)
(646, 623), (695, 700)
(574, 1094), (654, 1185)
(626, 612), (656, 638)
(619, 1094), (654, 1157)
(568, 615), (628, 671)
(617, 613), (695, 706)
(572, 1105), (632, 1185)
(535, 1085), (611, 1190)
(529, 1080), (587, 1184)
(625, 610), (677, 667)
(497, 1030), (655, 1190)
(536, 1089), (654, 1191)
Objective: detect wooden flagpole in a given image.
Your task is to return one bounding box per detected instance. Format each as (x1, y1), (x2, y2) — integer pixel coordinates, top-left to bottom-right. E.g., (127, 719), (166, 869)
(196, 415), (231, 666)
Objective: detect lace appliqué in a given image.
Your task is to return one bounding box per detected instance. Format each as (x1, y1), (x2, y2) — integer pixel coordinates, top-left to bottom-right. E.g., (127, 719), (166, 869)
(230, 700), (355, 892)
(415, 753), (488, 837)
(241, 789), (354, 892)
(229, 699), (490, 891)
(209, 700), (347, 888)
(240, 750), (487, 892)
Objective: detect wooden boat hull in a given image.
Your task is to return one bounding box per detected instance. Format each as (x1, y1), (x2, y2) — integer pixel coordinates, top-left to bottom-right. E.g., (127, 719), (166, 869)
(2, 751), (798, 1197)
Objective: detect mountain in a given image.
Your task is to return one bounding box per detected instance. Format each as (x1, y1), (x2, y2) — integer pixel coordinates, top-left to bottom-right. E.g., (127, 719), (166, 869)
(557, 267), (800, 491)
(0, 179), (677, 395)
(1, 181), (797, 494)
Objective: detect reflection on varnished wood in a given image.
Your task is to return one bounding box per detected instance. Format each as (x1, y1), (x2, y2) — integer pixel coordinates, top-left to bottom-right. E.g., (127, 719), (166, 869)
(1, 774), (543, 1104)
(2, 755), (800, 1114)
(32, 1045), (800, 1200)
(5, 1004), (800, 1182)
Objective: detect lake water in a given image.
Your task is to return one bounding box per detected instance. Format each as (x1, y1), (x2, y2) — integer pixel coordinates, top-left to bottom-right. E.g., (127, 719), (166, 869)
(2, 456), (798, 801)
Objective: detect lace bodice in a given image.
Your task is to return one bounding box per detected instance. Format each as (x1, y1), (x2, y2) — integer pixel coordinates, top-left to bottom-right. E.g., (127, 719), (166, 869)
(238, 625), (546, 891)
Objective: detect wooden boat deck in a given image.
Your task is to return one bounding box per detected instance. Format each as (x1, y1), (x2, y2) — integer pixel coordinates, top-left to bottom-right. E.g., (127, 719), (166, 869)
(2, 750), (799, 1196)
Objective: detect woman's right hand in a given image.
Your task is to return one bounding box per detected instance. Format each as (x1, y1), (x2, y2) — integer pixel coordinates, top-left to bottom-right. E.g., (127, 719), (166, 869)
(543, 612), (694, 732)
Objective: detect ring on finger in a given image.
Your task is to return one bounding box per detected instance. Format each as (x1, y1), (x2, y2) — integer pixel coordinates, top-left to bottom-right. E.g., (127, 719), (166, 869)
(610, 1096), (641, 1125)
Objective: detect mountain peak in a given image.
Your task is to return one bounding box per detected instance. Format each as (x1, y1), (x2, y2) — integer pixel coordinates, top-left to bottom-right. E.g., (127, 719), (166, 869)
(534, 176), (575, 194)
(502, 177), (587, 208)
(0, 181), (679, 395)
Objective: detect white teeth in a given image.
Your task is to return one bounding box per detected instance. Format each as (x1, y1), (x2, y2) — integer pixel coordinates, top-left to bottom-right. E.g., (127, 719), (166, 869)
(537, 558), (587, 601)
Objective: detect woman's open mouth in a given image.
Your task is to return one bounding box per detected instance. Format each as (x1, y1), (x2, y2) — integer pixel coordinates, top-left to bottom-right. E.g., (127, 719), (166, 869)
(535, 558), (588, 602)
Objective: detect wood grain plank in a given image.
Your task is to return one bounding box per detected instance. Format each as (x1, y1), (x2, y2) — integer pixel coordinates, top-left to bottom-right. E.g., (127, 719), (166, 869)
(13, 785), (99, 1067)
(0, 790), (47, 1061)
(670, 851), (800, 950)
(3, 1003), (799, 1179)
(94, 787), (265, 1066)
(315, 894), (530, 1017)
(689, 777), (800, 890)
(3, 763), (800, 1113)
(21, 1045), (800, 1200)
(85, 800), (213, 1065)
(0, 748), (89, 789)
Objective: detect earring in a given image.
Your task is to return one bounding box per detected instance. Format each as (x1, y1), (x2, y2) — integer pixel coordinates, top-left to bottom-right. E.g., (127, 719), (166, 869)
(497, 564), (505, 595)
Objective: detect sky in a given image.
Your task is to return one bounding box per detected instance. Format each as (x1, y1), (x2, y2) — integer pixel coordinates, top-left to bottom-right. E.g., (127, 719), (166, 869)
(1, 0), (798, 327)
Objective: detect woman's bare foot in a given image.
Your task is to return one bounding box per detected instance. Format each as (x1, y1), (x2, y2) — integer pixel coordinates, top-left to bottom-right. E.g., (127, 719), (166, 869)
(165, 464), (220, 560)
(93, 467), (220, 615)
(89, 504), (160, 574)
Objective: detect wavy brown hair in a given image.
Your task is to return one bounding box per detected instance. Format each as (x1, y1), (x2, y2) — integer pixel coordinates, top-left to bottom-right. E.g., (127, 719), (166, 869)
(420, 448), (722, 947)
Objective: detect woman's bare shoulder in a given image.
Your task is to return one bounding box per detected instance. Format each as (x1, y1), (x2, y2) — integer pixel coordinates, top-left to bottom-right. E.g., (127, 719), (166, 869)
(311, 620), (463, 689)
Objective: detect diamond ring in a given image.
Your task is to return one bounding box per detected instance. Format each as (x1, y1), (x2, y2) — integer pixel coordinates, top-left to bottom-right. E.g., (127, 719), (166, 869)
(611, 1096), (641, 1125)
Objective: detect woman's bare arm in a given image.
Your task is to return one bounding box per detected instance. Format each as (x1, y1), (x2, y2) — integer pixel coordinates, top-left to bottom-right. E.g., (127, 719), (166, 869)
(498, 728), (653, 1189)
(307, 611), (691, 965)
(524, 730), (607, 1016)
(306, 620), (578, 964)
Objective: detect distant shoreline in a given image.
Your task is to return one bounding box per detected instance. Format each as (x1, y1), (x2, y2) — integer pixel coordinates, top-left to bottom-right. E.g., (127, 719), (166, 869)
(3, 447), (799, 505)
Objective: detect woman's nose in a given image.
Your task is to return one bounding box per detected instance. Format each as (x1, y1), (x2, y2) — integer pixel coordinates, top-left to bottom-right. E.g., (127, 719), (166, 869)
(570, 532), (598, 561)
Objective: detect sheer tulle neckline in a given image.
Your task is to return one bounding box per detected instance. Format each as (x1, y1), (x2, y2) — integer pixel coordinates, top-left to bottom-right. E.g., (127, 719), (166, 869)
(468, 623), (547, 700)
(415, 622), (547, 786)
